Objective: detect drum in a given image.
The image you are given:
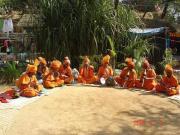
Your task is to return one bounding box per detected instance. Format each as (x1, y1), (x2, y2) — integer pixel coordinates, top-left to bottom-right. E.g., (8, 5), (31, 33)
(106, 77), (116, 87)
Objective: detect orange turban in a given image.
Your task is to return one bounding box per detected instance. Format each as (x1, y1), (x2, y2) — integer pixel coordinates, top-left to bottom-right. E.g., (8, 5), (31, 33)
(143, 59), (150, 68)
(165, 64), (173, 74)
(38, 57), (47, 65)
(34, 57), (47, 66)
(125, 57), (135, 68)
(26, 64), (37, 73)
(83, 56), (90, 64)
(50, 60), (61, 70)
(102, 55), (110, 64)
(34, 59), (40, 66)
(125, 57), (133, 65)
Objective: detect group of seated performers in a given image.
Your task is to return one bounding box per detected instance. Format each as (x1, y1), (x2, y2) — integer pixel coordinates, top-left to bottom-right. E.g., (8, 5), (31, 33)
(15, 55), (179, 97)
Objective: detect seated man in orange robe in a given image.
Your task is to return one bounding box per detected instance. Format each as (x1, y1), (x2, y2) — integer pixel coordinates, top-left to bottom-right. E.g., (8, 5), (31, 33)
(78, 56), (97, 84)
(135, 59), (156, 90)
(34, 57), (49, 80)
(43, 60), (64, 88)
(59, 57), (74, 84)
(98, 55), (113, 84)
(115, 58), (137, 88)
(155, 64), (179, 96)
(16, 64), (43, 97)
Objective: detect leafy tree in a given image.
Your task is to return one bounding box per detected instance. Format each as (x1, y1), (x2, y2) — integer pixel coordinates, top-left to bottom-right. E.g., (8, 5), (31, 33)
(161, 0), (179, 19)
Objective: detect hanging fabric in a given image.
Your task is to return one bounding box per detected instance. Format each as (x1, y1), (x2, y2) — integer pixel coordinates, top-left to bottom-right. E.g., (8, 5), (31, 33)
(170, 32), (175, 48)
(2, 18), (13, 33)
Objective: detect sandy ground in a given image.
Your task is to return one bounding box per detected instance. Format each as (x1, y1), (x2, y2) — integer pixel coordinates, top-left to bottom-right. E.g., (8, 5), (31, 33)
(3, 86), (180, 135)
(0, 84), (16, 94)
(0, 85), (10, 93)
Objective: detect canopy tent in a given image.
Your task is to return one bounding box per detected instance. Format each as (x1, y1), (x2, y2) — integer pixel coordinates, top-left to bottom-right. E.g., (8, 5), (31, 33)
(129, 27), (165, 36)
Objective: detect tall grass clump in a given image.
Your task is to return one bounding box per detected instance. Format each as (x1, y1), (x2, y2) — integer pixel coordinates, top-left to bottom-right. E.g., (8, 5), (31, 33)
(38, 0), (140, 64)
(0, 62), (20, 84)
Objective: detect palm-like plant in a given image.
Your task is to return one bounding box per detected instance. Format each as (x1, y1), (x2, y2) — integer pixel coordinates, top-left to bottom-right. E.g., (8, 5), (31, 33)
(0, 62), (20, 84)
(160, 48), (175, 66)
(122, 37), (154, 75)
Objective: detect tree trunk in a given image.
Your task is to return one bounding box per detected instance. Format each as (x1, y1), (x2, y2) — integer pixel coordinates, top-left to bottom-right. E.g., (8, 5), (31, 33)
(161, 2), (169, 19)
(114, 0), (119, 9)
(142, 12), (147, 18)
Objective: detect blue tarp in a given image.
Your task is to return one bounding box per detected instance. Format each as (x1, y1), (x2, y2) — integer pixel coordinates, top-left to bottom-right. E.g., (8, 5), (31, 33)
(129, 27), (165, 36)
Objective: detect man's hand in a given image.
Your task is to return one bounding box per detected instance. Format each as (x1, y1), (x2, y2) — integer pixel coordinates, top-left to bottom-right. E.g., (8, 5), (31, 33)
(61, 74), (68, 78)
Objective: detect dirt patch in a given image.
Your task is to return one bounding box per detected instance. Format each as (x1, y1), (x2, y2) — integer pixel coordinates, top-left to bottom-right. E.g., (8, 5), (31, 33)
(5, 86), (180, 135)
(0, 85), (10, 93)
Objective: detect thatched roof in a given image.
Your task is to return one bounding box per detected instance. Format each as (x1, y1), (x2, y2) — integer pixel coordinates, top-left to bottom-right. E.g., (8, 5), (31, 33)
(17, 14), (41, 28)
(0, 11), (22, 20)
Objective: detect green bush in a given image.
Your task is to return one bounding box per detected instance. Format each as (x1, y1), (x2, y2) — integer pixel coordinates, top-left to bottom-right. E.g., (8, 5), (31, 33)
(0, 62), (21, 84)
(156, 48), (175, 75)
(121, 37), (154, 75)
(160, 48), (175, 67)
(38, 0), (140, 60)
